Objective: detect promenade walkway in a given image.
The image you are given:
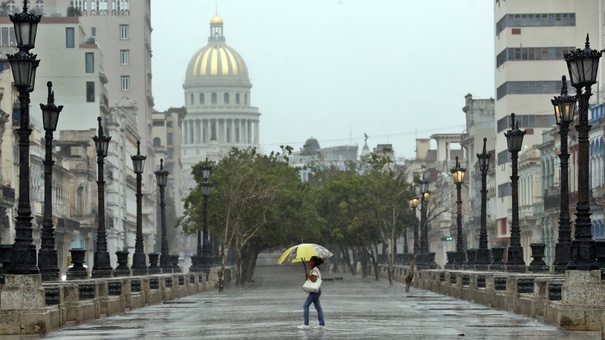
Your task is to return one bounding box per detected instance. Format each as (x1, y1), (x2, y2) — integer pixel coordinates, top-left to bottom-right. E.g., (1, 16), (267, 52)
(19, 265), (600, 339)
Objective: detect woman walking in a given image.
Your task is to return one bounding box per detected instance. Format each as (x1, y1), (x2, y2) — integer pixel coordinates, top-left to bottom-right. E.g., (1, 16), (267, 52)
(298, 256), (325, 329)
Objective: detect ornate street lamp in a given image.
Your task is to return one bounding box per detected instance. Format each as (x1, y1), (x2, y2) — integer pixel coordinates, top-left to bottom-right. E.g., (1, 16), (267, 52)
(189, 159), (211, 273)
(450, 156), (466, 269)
(131, 141), (148, 275)
(200, 160), (212, 272)
(505, 113), (526, 272)
(91, 117), (112, 278)
(155, 159), (171, 272)
(417, 179), (431, 268)
(475, 138), (491, 270)
(551, 76), (577, 273)
(564, 35), (601, 270)
(37, 82), (62, 281)
(409, 196), (419, 255)
(7, 0), (41, 275)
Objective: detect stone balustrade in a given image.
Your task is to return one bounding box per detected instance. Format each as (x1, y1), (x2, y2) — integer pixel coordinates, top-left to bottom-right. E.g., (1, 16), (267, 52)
(379, 264), (605, 338)
(0, 267), (232, 335)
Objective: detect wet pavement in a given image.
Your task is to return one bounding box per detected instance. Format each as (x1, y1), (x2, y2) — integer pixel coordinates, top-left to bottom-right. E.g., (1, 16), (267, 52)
(13, 265), (602, 339)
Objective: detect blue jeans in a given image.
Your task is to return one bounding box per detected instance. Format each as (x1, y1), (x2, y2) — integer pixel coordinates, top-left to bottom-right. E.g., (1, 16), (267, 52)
(303, 288), (325, 326)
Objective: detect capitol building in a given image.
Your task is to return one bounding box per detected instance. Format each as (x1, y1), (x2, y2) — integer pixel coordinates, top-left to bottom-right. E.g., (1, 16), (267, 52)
(181, 14), (261, 191)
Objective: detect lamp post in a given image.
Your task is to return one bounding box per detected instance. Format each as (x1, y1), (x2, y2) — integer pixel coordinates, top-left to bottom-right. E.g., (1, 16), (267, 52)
(189, 159), (211, 273)
(505, 113), (526, 272)
(155, 159), (171, 272)
(409, 197), (419, 255)
(37, 82), (62, 281)
(200, 160), (212, 272)
(451, 156), (466, 269)
(417, 179), (430, 268)
(475, 138), (491, 270)
(7, 0), (41, 275)
(92, 117), (112, 278)
(564, 35), (601, 270)
(131, 141), (148, 275)
(551, 76), (577, 273)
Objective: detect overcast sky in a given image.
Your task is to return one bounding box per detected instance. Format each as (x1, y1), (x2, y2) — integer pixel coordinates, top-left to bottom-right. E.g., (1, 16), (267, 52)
(151, 0), (494, 159)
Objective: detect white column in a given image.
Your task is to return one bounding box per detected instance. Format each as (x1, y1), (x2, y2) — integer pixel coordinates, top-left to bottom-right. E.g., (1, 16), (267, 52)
(182, 120), (187, 145)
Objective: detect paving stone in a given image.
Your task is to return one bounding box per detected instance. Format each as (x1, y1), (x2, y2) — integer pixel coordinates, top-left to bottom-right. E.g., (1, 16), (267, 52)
(26, 265), (601, 339)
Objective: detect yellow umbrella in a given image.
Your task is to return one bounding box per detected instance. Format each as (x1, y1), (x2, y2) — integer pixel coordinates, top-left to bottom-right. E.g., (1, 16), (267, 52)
(277, 243), (333, 265)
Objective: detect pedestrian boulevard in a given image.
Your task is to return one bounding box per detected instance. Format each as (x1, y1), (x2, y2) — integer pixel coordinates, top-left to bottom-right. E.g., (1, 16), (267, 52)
(19, 265), (601, 339)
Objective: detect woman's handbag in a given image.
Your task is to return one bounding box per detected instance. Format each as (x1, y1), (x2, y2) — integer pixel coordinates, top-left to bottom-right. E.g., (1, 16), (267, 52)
(302, 277), (321, 293)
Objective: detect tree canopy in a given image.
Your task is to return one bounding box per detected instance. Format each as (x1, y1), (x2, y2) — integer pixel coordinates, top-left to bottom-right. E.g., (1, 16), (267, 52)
(182, 147), (419, 286)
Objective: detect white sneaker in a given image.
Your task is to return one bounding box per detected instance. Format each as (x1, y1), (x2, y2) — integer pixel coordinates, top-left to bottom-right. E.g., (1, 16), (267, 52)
(318, 325), (326, 329)
(297, 324), (310, 330)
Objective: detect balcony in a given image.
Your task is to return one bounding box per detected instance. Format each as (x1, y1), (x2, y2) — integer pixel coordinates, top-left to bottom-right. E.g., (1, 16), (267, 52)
(100, 93), (109, 113)
(519, 204), (537, 221)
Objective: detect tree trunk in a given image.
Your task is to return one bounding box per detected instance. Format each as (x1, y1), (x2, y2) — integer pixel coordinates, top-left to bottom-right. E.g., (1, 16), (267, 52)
(372, 243), (380, 281)
(240, 238), (261, 283)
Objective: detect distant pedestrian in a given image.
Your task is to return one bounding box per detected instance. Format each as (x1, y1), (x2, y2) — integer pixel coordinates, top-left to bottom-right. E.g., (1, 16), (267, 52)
(297, 256), (325, 329)
(405, 255), (416, 293)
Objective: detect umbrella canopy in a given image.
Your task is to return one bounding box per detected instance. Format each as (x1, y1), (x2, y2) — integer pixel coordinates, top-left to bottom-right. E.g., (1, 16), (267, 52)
(277, 243), (333, 264)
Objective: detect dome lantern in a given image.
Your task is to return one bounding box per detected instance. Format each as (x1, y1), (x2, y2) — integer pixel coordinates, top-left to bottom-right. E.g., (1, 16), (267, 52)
(185, 15), (249, 82)
(209, 15), (224, 43)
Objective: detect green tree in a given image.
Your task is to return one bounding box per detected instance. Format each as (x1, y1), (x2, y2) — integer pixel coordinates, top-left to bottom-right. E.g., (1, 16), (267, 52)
(183, 146), (311, 287)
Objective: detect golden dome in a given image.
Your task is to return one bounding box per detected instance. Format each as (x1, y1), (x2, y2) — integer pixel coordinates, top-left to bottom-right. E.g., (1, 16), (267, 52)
(184, 15), (249, 83)
(210, 15), (223, 24)
(186, 45), (249, 79)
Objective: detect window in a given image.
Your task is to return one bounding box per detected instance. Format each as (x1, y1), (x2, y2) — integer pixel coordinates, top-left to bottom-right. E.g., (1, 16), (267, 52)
(85, 52), (94, 73)
(115, 0), (129, 11)
(119, 24), (129, 40)
(66, 27), (75, 48)
(91, 27), (96, 38)
(211, 92), (217, 104)
(86, 82), (95, 102)
(120, 76), (130, 91)
(199, 93), (205, 104)
(76, 186), (84, 216)
(0, 27), (16, 47)
(224, 93), (230, 104)
(120, 49), (129, 65)
(167, 133), (173, 145)
(190, 93), (194, 105)
(72, 0), (86, 11)
(235, 93), (240, 105)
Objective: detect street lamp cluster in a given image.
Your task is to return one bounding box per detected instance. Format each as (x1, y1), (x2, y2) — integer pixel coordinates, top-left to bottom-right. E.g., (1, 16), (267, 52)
(451, 156), (466, 269)
(563, 35), (600, 271)
(38, 82), (63, 281)
(475, 138), (491, 270)
(7, 0), (41, 275)
(504, 113), (526, 272)
(155, 159), (172, 272)
(91, 117), (112, 278)
(190, 159), (212, 273)
(131, 141), (148, 276)
(416, 178), (436, 269)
